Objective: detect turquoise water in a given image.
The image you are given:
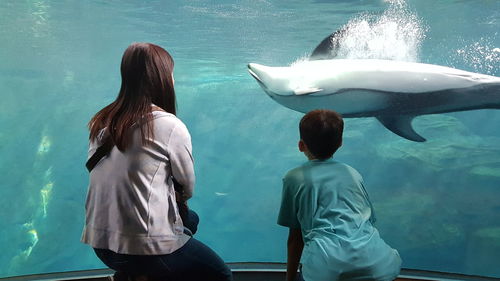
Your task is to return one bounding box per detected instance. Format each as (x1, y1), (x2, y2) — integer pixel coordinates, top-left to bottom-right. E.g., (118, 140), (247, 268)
(1, 0), (499, 278)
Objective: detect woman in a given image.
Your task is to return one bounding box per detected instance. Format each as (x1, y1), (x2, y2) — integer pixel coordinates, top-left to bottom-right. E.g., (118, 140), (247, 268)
(82, 42), (232, 281)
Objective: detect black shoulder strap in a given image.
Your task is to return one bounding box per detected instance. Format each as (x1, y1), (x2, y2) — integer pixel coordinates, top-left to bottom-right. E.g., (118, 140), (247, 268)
(86, 137), (114, 172)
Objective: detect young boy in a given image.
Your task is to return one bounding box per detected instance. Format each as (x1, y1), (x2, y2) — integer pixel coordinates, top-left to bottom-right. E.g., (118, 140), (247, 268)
(278, 109), (402, 281)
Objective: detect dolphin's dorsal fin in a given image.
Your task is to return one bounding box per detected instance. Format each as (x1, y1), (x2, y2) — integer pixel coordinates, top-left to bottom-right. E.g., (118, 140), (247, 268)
(294, 87), (323, 95)
(376, 115), (426, 142)
(310, 27), (348, 60)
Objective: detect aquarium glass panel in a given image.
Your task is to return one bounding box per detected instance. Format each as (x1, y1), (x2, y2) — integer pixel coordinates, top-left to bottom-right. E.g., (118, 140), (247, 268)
(1, 0), (499, 278)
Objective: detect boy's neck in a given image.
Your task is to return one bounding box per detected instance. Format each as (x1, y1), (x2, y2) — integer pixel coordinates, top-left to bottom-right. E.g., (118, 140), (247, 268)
(304, 150), (316, 160)
(305, 153), (333, 161)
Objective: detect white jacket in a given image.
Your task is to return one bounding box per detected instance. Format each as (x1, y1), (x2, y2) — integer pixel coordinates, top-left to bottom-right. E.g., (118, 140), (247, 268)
(81, 110), (194, 255)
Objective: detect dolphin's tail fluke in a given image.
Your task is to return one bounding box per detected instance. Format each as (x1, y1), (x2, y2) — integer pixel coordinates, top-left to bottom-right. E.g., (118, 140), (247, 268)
(376, 115), (426, 142)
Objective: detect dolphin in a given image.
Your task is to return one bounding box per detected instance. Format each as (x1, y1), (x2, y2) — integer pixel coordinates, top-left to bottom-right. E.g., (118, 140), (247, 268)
(247, 59), (500, 142)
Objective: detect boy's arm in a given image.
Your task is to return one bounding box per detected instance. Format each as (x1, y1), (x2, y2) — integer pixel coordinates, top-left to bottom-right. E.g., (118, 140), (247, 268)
(286, 228), (304, 281)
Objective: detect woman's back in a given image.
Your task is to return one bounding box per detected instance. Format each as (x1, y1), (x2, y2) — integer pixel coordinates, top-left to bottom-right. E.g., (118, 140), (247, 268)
(83, 110), (194, 255)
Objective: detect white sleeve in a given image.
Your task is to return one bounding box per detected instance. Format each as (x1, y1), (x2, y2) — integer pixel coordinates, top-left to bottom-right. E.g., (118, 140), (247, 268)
(167, 122), (195, 199)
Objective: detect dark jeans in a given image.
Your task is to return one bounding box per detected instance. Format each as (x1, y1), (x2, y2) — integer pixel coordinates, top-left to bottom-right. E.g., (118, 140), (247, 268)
(94, 210), (232, 281)
(181, 209), (199, 236)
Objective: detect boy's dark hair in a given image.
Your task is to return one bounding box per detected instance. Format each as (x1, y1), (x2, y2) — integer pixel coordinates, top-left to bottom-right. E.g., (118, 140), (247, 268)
(299, 109), (344, 159)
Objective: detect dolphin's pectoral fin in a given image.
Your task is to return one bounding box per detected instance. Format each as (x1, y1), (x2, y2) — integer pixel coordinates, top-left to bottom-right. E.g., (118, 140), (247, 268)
(294, 87), (323, 95)
(376, 115), (426, 142)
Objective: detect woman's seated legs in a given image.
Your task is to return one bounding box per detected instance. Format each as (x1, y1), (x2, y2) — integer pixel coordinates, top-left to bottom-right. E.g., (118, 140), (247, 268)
(156, 238), (232, 281)
(94, 238), (232, 281)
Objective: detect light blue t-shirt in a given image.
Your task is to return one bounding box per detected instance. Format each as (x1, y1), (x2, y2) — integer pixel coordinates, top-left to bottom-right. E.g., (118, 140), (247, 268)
(278, 159), (401, 281)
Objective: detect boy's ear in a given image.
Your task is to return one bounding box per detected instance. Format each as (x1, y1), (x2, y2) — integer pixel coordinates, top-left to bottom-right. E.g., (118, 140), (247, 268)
(298, 139), (306, 152)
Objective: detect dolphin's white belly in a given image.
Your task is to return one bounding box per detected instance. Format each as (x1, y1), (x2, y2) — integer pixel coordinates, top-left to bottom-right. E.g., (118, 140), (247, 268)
(272, 89), (391, 115)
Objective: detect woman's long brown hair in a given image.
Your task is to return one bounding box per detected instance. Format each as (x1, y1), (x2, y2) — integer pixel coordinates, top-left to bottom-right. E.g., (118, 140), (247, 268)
(88, 43), (176, 151)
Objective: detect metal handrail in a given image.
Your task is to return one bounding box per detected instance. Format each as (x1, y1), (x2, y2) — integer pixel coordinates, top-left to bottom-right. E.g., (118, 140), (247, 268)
(1, 263), (499, 281)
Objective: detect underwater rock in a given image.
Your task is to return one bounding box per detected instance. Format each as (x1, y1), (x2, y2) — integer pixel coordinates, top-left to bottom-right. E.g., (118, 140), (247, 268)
(465, 227), (500, 276)
(470, 166), (500, 178)
(374, 115), (500, 175)
(475, 227), (500, 239)
(374, 186), (465, 251)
